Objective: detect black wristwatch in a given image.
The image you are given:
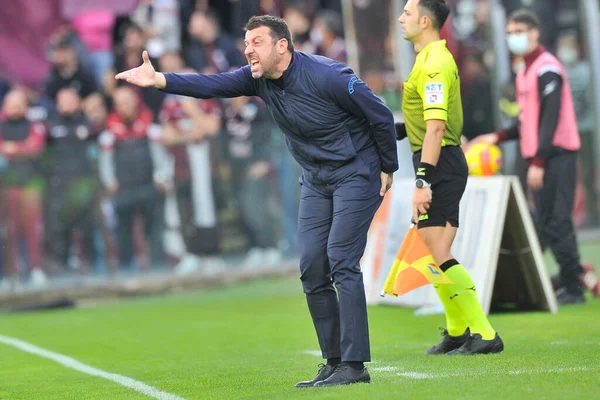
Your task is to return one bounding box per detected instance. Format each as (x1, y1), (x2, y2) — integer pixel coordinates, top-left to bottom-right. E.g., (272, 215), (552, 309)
(415, 178), (431, 188)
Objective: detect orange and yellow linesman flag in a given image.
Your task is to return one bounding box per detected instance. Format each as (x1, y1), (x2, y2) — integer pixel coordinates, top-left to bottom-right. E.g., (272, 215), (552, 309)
(381, 226), (453, 296)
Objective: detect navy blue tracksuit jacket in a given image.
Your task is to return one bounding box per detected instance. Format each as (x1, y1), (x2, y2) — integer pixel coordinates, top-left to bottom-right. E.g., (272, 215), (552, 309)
(162, 51), (398, 364)
(163, 51), (398, 184)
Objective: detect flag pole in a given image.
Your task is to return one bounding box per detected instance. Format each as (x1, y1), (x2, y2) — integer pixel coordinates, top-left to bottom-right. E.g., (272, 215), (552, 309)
(380, 220), (417, 297)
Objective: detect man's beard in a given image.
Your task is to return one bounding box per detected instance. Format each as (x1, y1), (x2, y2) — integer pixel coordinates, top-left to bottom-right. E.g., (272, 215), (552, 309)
(261, 52), (280, 79)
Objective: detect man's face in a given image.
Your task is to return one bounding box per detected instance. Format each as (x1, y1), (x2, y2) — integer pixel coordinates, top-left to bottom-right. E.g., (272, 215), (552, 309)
(83, 94), (107, 127)
(2, 90), (28, 120)
(52, 47), (76, 69)
(189, 13), (216, 44)
(113, 88), (138, 121)
(283, 8), (310, 36)
(159, 53), (184, 73)
(506, 21), (539, 56)
(244, 26), (283, 79)
(398, 0), (424, 42)
(556, 35), (580, 65)
(56, 89), (81, 116)
(311, 20), (328, 45)
(124, 28), (145, 52)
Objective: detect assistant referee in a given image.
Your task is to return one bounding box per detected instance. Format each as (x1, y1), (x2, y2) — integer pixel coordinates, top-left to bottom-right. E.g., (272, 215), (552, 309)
(396, 0), (503, 355)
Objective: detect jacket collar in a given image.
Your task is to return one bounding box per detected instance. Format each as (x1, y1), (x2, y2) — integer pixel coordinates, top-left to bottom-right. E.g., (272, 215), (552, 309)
(524, 45), (545, 73)
(274, 51), (299, 88)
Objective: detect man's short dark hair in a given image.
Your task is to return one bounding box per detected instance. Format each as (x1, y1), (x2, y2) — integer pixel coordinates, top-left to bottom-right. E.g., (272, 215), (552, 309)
(507, 8), (540, 29)
(244, 15), (294, 52)
(418, 0), (450, 31)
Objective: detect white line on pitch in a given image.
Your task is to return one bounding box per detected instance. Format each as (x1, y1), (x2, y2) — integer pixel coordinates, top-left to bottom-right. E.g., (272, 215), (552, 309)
(371, 366), (400, 372)
(0, 335), (185, 400)
(302, 350), (323, 357)
(398, 366), (597, 380)
(551, 340), (600, 346)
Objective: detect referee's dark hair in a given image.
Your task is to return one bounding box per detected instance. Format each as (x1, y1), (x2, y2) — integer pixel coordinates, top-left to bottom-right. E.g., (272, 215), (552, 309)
(507, 8), (540, 29)
(418, 0), (450, 31)
(245, 15), (294, 52)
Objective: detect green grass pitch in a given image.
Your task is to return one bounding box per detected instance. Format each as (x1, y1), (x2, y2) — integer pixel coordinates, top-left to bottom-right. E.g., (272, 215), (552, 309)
(1, 242), (599, 400)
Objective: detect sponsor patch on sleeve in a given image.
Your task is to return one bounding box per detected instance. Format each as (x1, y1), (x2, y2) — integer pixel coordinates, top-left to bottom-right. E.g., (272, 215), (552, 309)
(348, 76), (360, 94)
(424, 83), (444, 105)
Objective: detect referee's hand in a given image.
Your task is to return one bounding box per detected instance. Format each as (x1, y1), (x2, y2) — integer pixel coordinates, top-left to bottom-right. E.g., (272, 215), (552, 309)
(412, 187), (432, 224)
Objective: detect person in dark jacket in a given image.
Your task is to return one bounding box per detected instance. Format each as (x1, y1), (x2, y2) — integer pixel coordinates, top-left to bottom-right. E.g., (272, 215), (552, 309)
(116, 15), (398, 387)
(43, 37), (97, 102)
(44, 88), (98, 274)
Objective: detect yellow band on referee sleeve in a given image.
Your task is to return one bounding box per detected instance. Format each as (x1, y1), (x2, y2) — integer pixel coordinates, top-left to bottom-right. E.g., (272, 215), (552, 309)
(423, 109), (448, 121)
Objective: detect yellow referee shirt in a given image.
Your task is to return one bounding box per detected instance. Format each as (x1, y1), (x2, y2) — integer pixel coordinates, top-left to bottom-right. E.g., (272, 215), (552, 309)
(402, 40), (463, 153)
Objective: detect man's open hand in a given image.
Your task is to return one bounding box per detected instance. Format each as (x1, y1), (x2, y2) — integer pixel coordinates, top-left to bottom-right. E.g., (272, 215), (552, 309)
(115, 51), (165, 89)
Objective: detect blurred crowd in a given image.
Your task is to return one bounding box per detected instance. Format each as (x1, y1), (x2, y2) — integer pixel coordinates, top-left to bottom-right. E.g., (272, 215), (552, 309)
(0, 0), (356, 288)
(0, 0), (597, 289)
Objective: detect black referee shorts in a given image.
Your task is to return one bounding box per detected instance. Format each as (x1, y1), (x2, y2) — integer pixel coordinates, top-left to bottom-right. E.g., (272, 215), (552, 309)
(412, 145), (468, 229)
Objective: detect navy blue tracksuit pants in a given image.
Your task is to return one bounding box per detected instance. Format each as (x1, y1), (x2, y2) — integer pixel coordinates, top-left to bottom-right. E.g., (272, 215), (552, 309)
(298, 159), (383, 362)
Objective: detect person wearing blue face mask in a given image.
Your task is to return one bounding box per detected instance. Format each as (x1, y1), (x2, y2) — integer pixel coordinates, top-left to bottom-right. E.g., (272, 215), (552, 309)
(468, 9), (598, 305)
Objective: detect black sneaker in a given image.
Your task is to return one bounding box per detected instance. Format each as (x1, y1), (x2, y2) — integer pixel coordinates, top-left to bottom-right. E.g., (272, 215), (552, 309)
(446, 333), (504, 355)
(313, 363), (370, 387)
(295, 364), (336, 388)
(425, 328), (470, 355)
(556, 288), (586, 305)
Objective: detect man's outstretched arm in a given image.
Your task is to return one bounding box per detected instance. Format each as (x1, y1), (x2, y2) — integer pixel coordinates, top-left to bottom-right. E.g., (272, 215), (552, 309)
(115, 50), (257, 99)
(162, 68), (257, 99)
